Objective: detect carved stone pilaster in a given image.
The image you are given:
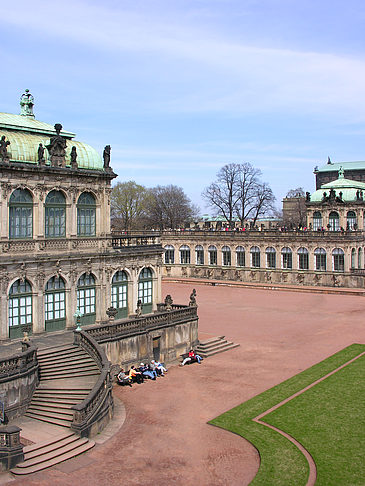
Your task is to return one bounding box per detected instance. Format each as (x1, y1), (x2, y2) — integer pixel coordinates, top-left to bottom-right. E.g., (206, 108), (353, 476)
(1, 183), (12, 199)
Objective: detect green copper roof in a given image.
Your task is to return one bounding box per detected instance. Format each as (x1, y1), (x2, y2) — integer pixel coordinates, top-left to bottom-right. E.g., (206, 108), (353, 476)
(0, 112), (75, 138)
(315, 160), (365, 173)
(310, 172), (365, 202)
(0, 111), (104, 170)
(0, 128), (103, 169)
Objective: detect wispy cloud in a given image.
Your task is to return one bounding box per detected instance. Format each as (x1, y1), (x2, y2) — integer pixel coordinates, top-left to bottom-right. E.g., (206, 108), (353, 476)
(3, 0), (365, 119)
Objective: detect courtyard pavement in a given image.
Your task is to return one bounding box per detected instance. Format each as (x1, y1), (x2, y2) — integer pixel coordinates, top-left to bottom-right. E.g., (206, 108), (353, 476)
(3, 282), (365, 485)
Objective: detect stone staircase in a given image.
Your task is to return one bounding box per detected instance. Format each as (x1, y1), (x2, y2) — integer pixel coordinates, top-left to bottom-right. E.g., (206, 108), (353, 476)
(25, 343), (100, 427)
(195, 335), (240, 358)
(11, 431), (95, 475)
(12, 342), (100, 474)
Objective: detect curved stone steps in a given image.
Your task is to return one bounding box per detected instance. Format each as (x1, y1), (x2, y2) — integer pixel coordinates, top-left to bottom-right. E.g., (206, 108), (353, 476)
(11, 433), (95, 475)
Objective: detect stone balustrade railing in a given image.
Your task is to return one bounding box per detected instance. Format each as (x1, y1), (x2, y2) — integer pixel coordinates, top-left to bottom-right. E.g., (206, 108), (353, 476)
(71, 331), (113, 438)
(0, 341), (38, 383)
(162, 229), (365, 240)
(0, 341), (39, 421)
(0, 234), (161, 254)
(85, 305), (198, 344)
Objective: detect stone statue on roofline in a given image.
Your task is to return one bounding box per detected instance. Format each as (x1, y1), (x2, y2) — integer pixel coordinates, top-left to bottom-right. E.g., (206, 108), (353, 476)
(46, 123), (67, 167)
(103, 145), (111, 170)
(37, 143), (45, 166)
(0, 136), (10, 162)
(70, 146), (78, 169)
(20, 89), (35, 117)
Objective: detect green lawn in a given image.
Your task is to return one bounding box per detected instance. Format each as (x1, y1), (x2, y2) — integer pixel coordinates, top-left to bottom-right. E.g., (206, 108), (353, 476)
(210, 344), (365, 486)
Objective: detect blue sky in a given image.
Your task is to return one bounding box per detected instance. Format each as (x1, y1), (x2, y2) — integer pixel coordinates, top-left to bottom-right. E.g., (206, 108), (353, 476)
(2, 0), (365, 213)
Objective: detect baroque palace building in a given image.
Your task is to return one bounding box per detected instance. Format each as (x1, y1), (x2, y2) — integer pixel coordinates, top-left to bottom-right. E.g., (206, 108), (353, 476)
(161, 164), (365, 289)
(0, 91), (165, 341)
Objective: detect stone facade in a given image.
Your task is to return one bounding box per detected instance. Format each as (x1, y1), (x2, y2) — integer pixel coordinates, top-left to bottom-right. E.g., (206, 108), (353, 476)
(161, 230), (365, 288)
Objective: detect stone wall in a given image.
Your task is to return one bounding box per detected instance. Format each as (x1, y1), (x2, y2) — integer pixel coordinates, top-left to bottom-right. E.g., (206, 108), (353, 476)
(100, 319), (199, 368)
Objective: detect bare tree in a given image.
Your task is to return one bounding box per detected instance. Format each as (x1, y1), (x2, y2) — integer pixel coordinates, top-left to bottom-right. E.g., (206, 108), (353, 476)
(250, 183), (276, 226)
(111, 181), (149, 231)
(202, 164), (241, 227)
(146, 185), (199, 229)
(202, 162), (275, 227)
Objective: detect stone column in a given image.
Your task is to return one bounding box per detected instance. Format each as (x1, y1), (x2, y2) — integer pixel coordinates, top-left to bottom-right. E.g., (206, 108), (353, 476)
(32, 290), (44, 334)
(65, 288), (75, 329)
(0, 293), (8, 340)
(0, 426), (24, 471)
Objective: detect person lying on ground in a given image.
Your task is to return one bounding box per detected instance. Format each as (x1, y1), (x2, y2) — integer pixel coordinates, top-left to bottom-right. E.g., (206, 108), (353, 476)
(180, 349), (203, 366)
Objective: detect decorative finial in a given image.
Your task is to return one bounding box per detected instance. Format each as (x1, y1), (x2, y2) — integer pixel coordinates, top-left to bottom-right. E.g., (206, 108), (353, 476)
(338, 166), (344, 179)
(20, 89), (35, 118)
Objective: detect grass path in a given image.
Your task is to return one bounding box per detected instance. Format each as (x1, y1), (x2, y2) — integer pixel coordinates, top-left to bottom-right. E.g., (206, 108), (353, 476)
(210, 343), (365, 485)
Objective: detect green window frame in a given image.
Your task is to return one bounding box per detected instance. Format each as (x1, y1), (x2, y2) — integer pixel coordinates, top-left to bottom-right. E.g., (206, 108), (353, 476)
(77, 192), (96, 236)
(236, 246), (245, 267)
(9, 189), (33, 239)
(77, 273), (96, 325)
(111, 271), (128, 319)
(8, 279), (32, 339)
(251, 246), (260, 268)
(314, 248), (326, 271)
(45, 276), (66, 331)
(266, 247), (276, 269)
(45, 190), (66, 238)
(281, 247), (292, 269)
(208, 246), (217, 265)
(138, 268), (153, 314)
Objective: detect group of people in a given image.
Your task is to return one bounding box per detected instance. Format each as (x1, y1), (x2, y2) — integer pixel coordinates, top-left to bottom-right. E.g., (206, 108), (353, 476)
(117, 360), (167, 386)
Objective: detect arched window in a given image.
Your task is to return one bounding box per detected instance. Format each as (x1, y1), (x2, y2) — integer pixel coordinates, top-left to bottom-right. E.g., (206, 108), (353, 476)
(313, 211), (322, 231)
(195, 245), (204, 265)
(266, 247), (276, 269)
(333, 248), (344, 272)
(222, 246), (231, 266)
(351, 248), (356, 269)
(358, 248), (362, 269)
(8, 279), (32, 339)
(77, 273), (96, 325)
(45, 276), (66, 331)
(138, 268), (153, 314)
(236, 246), (245, 267)
(77, 192), (96, 236)
(112, 271), (128, 319)
(164, 245), (175, 264)
(314, 248), (326, 271)
(45, 190), (66, 238)
(281, 247), (292, 269)
(179, 245), (191, 264)
(208, 245), (217, 265)
(329, 211), (339, 232)
(250, 246), (260, 268)
(9, 189), (33, 239)
(347, 211), (357, 230)
(298, 247), (309, 270)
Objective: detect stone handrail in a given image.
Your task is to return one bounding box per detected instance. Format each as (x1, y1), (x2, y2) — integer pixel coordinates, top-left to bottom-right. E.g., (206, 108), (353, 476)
(0, 234), (161, 254)
(162, 229), (365, 239)
(71, 331), (113, 438)
(111, 234), (160, 248)
(85, 305), (198, 344)
(0, 341), (38, 383)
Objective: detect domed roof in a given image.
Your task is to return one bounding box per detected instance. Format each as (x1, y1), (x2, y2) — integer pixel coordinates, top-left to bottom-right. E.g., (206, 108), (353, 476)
(310, 167), (365, 202)
(0, 92), (104, 170)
